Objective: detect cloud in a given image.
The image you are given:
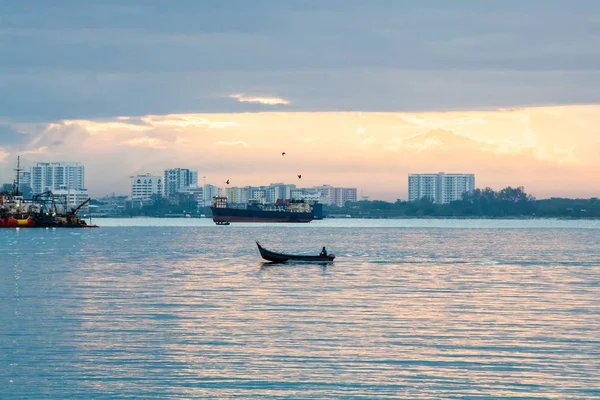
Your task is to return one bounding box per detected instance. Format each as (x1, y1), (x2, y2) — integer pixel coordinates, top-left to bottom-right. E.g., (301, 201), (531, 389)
(302, 136), (321, 143)
(21, 146), (48, 155)
(62, 120), (152, 134)
(0, 124), (30, 146)
(230, 94), (290, 105)
(119, 136), (167, 149)
(141, 115), (237, 129)
(360, 138), (376, 146)
(1, 2), (600, 121)
(214, 140), (249, 147)
(0, 106), (598, 200)
(0, 148), (9, 164)
(391, 128), (577, 163)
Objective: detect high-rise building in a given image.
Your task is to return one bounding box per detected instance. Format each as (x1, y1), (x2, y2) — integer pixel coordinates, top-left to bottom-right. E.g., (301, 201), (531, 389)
(226, 187), (244, 204)
(19, 171), (31, 190)
(203, 184), (220, 205)
(408, 173), (475, 204)
(250, 189), (266, 202)
(310, 184), (335, 205)
(334, 187), (358, 207)
(164, 168), (198, 198)
(264, 183), (296, 203)
(30, 162), (85, 195)
(290, 189), (305, 200)
(131, 173), (163, 201)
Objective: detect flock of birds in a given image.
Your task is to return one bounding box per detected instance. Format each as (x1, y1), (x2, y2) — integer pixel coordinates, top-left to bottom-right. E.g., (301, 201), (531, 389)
(225, 152), (300, 185)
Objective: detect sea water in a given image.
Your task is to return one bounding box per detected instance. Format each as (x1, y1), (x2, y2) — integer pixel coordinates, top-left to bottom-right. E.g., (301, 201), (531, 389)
(1, 219), (599, 398)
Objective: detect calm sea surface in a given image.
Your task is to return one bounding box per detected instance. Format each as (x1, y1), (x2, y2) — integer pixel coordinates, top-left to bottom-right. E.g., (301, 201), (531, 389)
(2, 219), (599, 399)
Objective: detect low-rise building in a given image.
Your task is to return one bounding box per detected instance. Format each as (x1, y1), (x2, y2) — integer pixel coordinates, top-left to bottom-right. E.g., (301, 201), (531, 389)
(131, 173), (163, 202)
(52, 188), (90, 213)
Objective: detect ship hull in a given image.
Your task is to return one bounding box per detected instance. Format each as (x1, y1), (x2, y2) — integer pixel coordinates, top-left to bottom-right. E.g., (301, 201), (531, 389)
(0, 216), (98, 228)
(211, 207), (314, 223)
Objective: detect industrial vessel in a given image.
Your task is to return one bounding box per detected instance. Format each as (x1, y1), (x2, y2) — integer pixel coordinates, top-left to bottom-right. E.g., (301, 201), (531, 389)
(210, 196), (322, 224)
(0, 157), (97, 228)
(0, 192), (97, 228)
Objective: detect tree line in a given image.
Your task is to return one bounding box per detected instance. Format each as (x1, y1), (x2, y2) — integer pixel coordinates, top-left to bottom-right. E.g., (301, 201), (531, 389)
(325, 186), (600, 218)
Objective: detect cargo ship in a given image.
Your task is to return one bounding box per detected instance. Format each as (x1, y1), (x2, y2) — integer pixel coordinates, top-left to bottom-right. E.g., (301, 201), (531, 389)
(211, 196), (323, 224)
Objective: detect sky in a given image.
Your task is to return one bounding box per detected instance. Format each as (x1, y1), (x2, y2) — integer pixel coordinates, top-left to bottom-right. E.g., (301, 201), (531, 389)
(1, 1), (599, 200)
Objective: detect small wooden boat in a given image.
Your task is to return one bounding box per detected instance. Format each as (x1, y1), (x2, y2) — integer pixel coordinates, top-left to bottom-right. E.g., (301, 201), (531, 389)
(256, 241), (335, 263)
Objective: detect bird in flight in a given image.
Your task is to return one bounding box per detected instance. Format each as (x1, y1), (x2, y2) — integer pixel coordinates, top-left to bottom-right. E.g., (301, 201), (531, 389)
(282, 152), (286, 156)
(297, 175), (302, 179)
(225, 179), (230, 185)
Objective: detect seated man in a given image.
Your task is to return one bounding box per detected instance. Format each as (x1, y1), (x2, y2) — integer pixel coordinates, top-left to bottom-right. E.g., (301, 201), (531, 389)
(320, 246), (327, 256)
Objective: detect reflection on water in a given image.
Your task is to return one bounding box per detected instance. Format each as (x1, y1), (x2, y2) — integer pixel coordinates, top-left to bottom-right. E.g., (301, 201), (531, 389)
(2, 222), (599, 399)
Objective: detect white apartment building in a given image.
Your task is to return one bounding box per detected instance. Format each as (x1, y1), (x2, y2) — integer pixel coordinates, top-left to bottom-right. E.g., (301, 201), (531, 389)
(30, 162), (85, 195)
(53, 188), (90, 213)
(164, 168), (198, 198)
(311, 184), (335, 205)
(264, 183), (296, 203)
(131, 173), (163, 201)
(408, 173), (475, 204)
(250, 189), (266, 202)
(334, 187), (358, 207)
(204, 184), (221, 205)
(290, 189), (305, 200)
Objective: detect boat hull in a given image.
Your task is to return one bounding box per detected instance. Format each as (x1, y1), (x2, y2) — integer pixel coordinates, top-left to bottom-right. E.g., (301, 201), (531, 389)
(0, 216), (98, 228)
(256, 242), (335, 263)
(212, 208), (314, 223)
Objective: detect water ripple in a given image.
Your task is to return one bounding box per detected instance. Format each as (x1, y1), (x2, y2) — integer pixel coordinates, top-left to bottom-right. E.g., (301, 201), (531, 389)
(1, 222), (599, 398)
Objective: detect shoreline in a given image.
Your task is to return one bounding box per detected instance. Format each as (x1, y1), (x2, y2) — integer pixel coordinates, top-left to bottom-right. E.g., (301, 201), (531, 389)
(86, 215), (600, 221)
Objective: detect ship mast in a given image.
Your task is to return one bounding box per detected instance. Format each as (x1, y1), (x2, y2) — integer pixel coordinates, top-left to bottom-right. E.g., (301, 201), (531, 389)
(14, 156), (23, 197)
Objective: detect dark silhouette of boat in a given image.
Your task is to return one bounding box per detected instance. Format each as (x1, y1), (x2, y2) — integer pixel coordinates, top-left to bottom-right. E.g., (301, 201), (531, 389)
(256, 241), (335, 263)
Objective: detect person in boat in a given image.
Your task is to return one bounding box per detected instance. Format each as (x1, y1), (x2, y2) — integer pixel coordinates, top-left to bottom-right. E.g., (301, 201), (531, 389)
(320, 246), (327, 256)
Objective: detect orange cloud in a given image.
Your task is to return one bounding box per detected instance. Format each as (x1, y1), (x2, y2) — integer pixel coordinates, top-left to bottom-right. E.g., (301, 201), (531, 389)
(2, 105), (598, 200)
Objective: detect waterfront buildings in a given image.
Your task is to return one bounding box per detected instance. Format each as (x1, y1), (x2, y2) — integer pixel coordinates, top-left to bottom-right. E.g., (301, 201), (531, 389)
(164, 168), (198, 198)
(130, 173), (163, 201)
(52, 188), (91, 213)
(19, 171), (31, 191)
(311, 184), (335, 205)
(408, 173), (475, 204)
(89, 194), (128, 217)
(203, 184), (220, 206)
(222, 183), (358, 206)
(30, 162), (85, 194)
(28, 162), (89, 209)
(225, 187), (244, 204)
(334, 187), (358, 207)
(265, 183), (297, 203)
